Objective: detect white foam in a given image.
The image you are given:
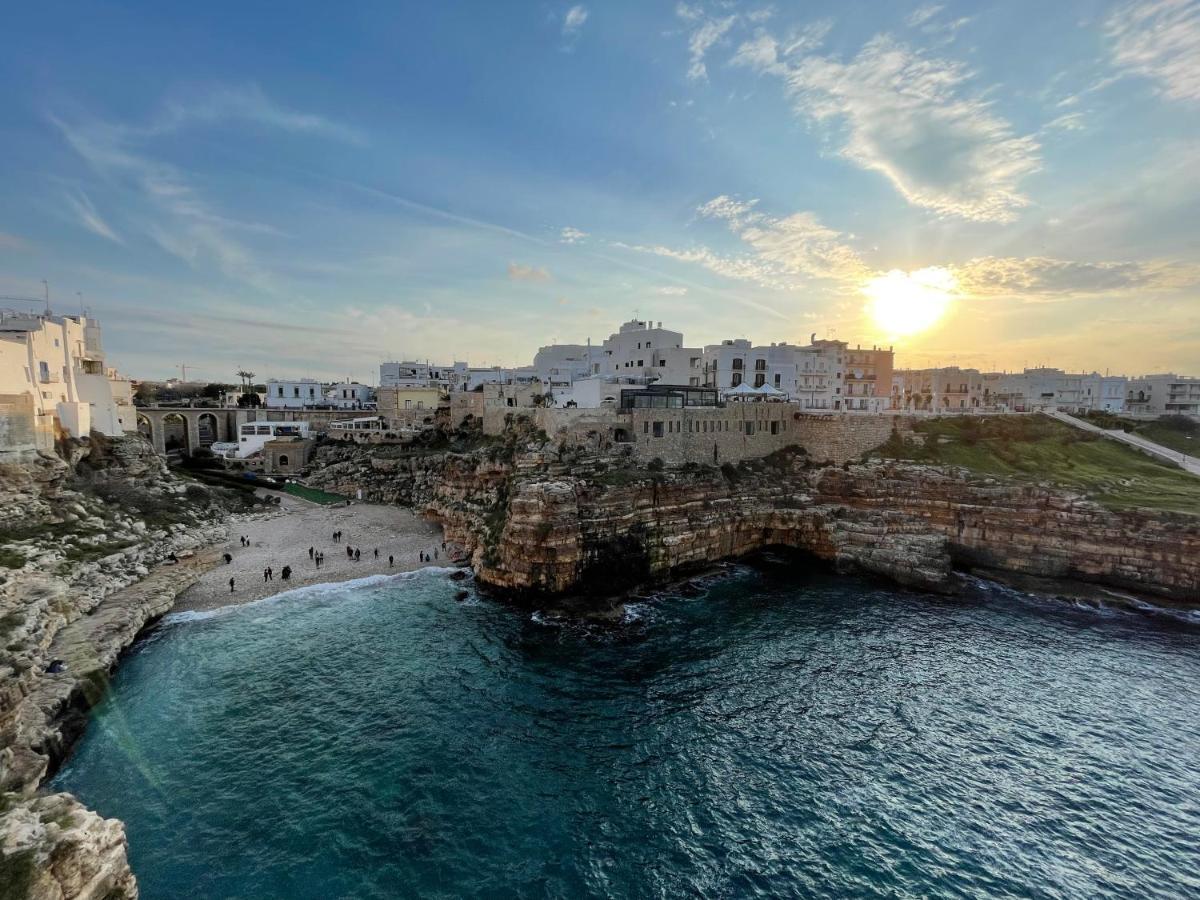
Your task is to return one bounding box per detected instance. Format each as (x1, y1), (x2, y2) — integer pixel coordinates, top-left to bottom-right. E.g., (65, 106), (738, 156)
(161, 567), (464, 625)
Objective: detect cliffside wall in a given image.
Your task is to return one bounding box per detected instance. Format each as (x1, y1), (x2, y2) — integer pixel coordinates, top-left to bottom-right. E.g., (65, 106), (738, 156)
(1, 435), (254, 898)
(307, 442), (1200, 605)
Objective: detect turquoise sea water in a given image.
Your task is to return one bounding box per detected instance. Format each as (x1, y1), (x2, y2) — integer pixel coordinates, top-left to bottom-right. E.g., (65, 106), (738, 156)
(52, 562), (1200, 899)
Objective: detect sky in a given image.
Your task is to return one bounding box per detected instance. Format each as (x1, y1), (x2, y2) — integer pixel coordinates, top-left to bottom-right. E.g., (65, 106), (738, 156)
(1, 0), (1197, 382)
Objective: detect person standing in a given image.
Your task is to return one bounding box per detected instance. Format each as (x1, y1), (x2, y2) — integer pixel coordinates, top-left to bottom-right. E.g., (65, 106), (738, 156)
(374, 548), (379, 560)
(308, 546), (314, 560)
(355, 548), (361, 562)
(263, 568), (269, 582)
(388, 555), (394, 567)
(229, 577), (235, 593)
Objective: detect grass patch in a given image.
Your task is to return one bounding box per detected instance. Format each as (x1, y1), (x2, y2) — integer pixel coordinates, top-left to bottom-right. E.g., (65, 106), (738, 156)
(1073, 412), (1200, 457)
(874, 415), (1200, 515)
(0, 548), (25, 569)
(283, 483), (348, 505)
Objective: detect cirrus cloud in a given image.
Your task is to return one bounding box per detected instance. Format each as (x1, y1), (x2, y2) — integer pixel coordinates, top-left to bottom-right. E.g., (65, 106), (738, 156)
(1106, 0), (1200, 103)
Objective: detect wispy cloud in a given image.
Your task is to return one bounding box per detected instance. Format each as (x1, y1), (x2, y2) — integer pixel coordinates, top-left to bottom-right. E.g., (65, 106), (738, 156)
(734, 33), (1040, 222)
(654, 285), (688, 295)
(906, 4), (944, 28)
(563, 5), (589, 36)
(49, 86), (366, 292)
(559, 226), (588, 243)
(697, 195), (869, 283)
(63, 188), (123, 243)
(677, 4), (737, 81)
(145, 83), (366, 144)
(508, 262), (551, 281)
(1106, 0), (1200, 103)
(0, 232), (32, 251)
(955, 255), (1200, 298)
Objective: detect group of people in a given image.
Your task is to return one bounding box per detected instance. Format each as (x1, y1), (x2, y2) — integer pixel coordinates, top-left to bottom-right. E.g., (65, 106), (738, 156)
(224, 529), (453, 594)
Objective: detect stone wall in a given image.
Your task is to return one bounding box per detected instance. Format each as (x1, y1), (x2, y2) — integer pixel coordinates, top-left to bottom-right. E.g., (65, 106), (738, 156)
(790, 413), (916, 464)
(0, 393), (54, 454)
(622, 403), (798, 465)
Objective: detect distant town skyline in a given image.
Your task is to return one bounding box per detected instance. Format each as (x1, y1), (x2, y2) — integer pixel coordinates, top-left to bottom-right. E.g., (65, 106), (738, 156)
(1, 0), (1197, 382)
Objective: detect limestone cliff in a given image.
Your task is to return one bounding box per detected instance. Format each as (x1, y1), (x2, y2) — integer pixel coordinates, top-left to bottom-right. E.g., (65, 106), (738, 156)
(309, 441), (1199, 605)
(0, 435), (254, 899)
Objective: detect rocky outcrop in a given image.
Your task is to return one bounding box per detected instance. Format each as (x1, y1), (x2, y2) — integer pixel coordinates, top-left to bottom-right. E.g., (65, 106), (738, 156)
(0, 793), (137, 900)
(0, 435), (256, 899)
(309, 441), (1199, 605)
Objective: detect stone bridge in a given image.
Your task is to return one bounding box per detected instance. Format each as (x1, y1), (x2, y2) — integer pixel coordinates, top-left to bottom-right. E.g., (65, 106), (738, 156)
(134, 406), (346, 456)
(134, 407), (244, 456)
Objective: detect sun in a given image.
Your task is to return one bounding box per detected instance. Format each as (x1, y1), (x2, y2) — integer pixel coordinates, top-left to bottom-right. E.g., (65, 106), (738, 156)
(863, 267), (956, 337)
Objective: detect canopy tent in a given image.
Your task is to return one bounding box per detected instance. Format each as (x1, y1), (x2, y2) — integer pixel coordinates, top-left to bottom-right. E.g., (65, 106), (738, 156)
(722, 382), (790, 401)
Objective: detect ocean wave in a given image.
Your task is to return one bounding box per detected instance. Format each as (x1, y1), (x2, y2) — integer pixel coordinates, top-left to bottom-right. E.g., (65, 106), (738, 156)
(162, 567), (463, 625)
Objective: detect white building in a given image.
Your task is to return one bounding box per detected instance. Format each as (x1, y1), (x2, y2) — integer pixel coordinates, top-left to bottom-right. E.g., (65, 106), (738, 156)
(324, 382), (375, 409)
(552, 375), (649, 408)
(1126, 374), (1200, 416)
(226, 420), (312, 458)
(985, 369), (1128, 413)
(0, 308), (134, 444)
(380, 360), (470, 390)
(532, 344), (606, 386)
(598, 320), (703, 385)
(265, 378), (323, 409)
(702, 338), (848, 410)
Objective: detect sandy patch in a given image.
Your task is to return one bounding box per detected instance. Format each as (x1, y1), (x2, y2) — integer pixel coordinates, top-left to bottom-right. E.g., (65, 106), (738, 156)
(174, 493), (452, 612)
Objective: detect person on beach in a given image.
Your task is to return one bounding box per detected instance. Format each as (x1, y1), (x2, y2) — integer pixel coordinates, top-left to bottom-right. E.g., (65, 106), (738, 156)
(263, 568), (269, 582)
(308, 546), (314, 560)
(374, 548), (379, 559)
(434, 549), (439, 561)
(229, 577), (235, 593)
(224, 553), (233, 564)
(346, 545), (353, 558)
(355, 548), (361, 562)
(281, 566), (291, 581)
(419, 551), (425, 563)
(388, 555), (394, 567)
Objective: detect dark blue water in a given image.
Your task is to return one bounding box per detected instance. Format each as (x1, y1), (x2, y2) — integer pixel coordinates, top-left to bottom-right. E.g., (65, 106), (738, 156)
(52, 564), (1200, 899)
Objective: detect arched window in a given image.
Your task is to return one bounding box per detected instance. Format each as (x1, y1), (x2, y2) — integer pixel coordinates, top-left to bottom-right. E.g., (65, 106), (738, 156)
(278, 454), (289, 466)
(732, 358), (744, 370)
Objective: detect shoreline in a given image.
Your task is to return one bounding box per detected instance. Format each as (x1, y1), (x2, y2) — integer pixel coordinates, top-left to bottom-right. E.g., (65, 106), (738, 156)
(173, 492), (450, 613)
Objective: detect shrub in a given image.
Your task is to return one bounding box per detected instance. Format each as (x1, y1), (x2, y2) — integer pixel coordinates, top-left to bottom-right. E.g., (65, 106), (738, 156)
(647, 457), (665, 472)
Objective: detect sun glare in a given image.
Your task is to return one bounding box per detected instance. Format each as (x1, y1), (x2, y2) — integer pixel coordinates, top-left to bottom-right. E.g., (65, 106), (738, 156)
(863, 267), (956, 337)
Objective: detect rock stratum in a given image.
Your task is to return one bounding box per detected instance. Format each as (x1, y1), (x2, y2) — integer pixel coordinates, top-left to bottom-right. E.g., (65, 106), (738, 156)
(308, 440), (1200, 606)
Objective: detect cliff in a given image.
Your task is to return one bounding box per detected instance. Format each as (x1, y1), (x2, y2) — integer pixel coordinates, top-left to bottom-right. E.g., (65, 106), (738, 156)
(308, 441), (1199, 606)
(0, 436), (256, 898)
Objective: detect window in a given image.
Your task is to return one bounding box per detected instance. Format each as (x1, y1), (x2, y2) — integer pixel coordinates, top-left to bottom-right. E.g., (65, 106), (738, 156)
(637, 360), (643, 367)
(755, 359), (766, 371)
(643, 421), (649, 434)
(652, 421), (664, 438)
(774, 374), (781, 387)
(771, 421), (779, 435)
(278, 454), (289, 467)
(754, 374), (766, 388)
(293, 387), (300, 398)
(732, 373), (742, 387)
(744, 422), (754, 436)
(732, 358), (744, 370)
(38, 361), (49, 382)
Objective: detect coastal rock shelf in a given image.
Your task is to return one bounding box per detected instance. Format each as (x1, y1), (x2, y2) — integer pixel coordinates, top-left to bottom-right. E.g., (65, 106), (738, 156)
(308, 441), (1200, 605)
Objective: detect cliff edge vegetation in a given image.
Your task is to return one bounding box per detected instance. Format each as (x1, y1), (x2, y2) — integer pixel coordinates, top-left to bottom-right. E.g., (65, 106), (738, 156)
(870, 415), (1200, 515)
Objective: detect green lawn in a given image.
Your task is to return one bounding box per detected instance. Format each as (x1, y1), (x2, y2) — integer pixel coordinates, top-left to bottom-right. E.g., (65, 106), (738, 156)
(1072, 412), (1200, 457)
(283, 483), (349, 505)
(873, 415), (1200, 515)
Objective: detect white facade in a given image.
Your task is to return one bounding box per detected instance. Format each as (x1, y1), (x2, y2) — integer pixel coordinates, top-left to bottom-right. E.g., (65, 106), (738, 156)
(984, 369), (1129, 413)
(702, 338), (846, 410)
(265, 378), (323, 409)
(1126, 374), (1200, 416)
(552, 375), (649, 408)
(0, 309), (134, 441)
(380, 360), (469, 390)
(532, 344), (605, 386)
(231, 420), (312, 458)
(324, 382), (375, 409)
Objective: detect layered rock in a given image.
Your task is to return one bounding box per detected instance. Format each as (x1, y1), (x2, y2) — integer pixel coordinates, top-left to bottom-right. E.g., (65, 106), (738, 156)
(0, 793), (136, 900)
(309, 441), (1199, 605)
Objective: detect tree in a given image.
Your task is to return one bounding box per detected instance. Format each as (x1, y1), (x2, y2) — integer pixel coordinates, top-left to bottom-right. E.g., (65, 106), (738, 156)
(202, 383), (229, 400)
(237, 392), (262, 408)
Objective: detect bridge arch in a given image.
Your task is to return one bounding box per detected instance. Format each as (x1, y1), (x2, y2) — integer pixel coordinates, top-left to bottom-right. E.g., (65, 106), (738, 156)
(162, 413), (190, 455)
(196, 412), (218, 447)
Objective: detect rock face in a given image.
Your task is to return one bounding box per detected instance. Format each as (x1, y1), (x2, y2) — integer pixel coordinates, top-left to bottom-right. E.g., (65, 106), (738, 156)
(0, 793), (137, 900)
(1, 435), (251, 899)
(309, 442), (1200, 605)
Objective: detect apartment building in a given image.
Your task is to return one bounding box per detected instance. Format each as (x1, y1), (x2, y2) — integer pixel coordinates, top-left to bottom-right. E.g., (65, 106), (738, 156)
(0, 308), (134, 448)
(1126, 374), (1200, 416)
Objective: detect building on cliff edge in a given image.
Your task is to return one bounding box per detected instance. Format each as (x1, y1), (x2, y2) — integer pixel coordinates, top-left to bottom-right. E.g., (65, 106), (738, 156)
(0, 308), (134, 452)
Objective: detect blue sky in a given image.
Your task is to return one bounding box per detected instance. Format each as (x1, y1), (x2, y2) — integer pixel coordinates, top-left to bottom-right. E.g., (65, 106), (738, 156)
(1, 0), (1197, 381)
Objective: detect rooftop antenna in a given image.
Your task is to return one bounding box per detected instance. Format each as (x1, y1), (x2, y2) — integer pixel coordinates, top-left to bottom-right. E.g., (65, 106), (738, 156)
(41, 280), (51, 314)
